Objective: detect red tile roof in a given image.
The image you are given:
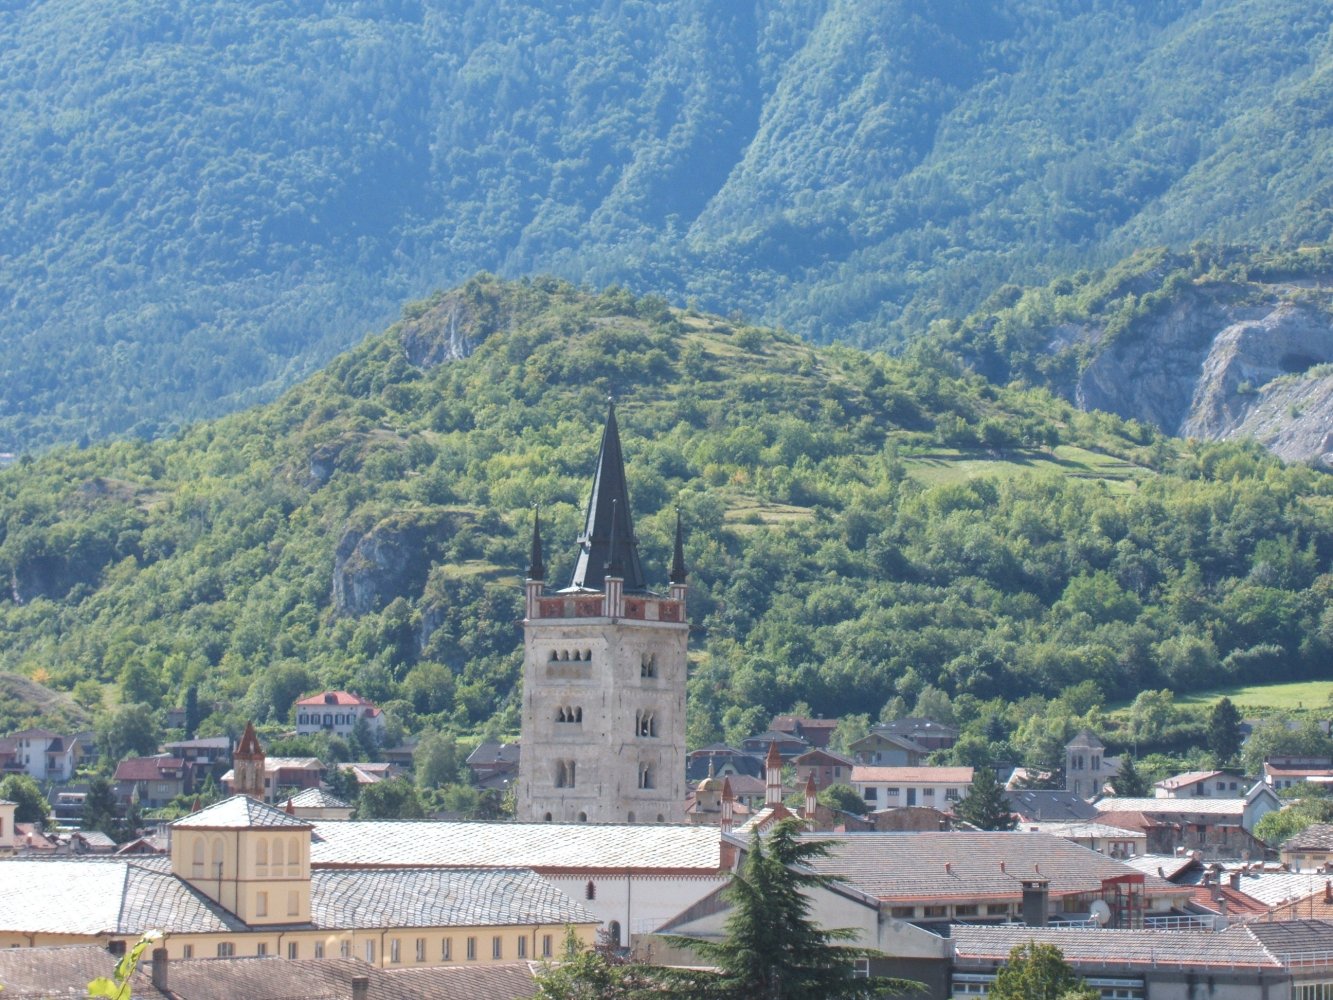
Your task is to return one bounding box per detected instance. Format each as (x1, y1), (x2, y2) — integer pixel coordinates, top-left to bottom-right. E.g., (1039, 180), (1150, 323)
(295, 691), (376, 707)
(113, 757), (185, 782)
(1188, 884), (1270, 916)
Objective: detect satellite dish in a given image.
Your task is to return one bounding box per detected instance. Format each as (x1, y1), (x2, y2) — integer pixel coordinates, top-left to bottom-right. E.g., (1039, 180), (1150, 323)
(1089, 900), (1112, 926)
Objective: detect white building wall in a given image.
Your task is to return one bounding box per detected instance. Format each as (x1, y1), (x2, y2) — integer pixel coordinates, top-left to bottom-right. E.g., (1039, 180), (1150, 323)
(547, 872), (728, 947)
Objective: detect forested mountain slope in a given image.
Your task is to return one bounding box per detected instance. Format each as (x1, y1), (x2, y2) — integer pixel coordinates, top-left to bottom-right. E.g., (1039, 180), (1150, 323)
(1, 278), (1329, 751)
(7, 0), (1333, 447)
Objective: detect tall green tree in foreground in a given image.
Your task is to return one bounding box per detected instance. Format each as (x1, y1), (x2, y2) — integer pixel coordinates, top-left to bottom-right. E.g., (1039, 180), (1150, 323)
(658, 819), (920, 998)
(989, 941), (1099, 1000)
(954, 766), (1017, 831)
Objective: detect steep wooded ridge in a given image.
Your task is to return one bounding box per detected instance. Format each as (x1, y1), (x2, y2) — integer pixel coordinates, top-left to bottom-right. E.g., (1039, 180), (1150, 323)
(0, 279), (1329, 747)
(937, 246), (1333, 463)
(7, 0), (1333, 448)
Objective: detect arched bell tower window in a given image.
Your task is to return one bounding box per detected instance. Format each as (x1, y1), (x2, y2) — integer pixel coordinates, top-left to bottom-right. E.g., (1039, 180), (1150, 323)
(638, 762), (656, 789)
(554, 759), (577, 788)
(556, 706), (582, 724)
(640, 653), (656, 678)
(634, 709), (658, 738)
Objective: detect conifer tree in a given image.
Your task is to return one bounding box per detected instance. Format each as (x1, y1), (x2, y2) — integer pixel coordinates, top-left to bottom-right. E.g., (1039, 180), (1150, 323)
(656, 819), (919, 998)
(954, 765), (1017, 831)
(1113, 755), (1147, 797)
(1207, 697), (1243, 765)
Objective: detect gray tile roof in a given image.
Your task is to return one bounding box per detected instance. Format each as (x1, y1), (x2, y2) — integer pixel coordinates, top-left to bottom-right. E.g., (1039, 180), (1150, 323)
(1282, 823), (1333, 852)
(0, 857), (595, 937)
(0, 945), (169, 999)
(952, 924), (1281, 969)
(311, 868), (597, 928)
(799, 832), (1180, 903)
(1221, 870), (1333, 907)
(309, 820), (723, 872)
(1005, 789), (1100, 822)
(172, 795), (312, 829)
(1023, 821), (1148, 841)
(285, 787), (350, 809)
(386, 962), (539, 1000)
(1120, 853), (1199, 881)
(1094, 797), (1250, 817)
(0, 859), (243, 936)
(1244, 919), (1333, 959)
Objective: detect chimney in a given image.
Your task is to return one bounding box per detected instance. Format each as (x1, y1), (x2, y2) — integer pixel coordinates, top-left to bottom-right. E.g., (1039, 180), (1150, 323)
(150, 948), (169, 993)
(1229, 871), (1242, 891)
(1021, 880), (1049, 927)
(351, 975), (370, 1000)
(1325, 880), (1332, 905)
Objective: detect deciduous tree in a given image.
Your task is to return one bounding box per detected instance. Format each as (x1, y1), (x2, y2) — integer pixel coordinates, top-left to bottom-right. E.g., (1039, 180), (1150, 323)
(989, 941), (1099, 1000)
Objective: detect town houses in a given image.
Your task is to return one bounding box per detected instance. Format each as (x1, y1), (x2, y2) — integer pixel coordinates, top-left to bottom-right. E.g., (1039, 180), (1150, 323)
(5, 406), (1333, 1000)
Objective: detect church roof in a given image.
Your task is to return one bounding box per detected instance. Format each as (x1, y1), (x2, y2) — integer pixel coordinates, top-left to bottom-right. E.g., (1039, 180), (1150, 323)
(308, 820), (723, 873)
(566, 402), (648, 593)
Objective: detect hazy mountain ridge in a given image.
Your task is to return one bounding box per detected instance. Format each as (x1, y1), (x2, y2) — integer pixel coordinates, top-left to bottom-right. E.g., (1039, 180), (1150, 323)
(8, 1), (1333, 447)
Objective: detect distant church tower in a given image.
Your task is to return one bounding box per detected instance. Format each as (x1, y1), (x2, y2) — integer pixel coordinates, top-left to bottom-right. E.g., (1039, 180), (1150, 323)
(233, 721), (266, 800)
(517, 403), (689, 824)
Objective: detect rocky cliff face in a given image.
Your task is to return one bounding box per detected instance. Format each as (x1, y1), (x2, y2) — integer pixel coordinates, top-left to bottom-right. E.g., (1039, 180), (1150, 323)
(331, 507), (474, 616)
(1071, 287), (1333, 464)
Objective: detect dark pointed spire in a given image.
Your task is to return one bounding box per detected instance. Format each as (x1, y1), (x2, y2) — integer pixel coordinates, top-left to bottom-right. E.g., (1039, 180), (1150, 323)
(568, 401), (646, 592)
(528, 506), (545, 581)
(670, 509), (687, 585)
(605, 500), (623, 578)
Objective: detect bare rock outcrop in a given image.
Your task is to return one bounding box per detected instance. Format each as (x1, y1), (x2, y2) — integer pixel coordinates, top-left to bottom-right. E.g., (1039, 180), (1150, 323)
(331, 507), (468, 616)
(1073, 290), (1333, 462)
(398, 285), (511, 369)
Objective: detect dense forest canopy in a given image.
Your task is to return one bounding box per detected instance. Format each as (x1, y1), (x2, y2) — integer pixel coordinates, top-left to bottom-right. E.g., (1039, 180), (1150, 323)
(1, 278), (1329, 771)
(7, 0), (1333, 447)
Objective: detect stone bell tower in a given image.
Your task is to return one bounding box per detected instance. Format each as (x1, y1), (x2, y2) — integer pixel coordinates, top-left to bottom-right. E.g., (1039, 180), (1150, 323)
(517, 402), (688, 824)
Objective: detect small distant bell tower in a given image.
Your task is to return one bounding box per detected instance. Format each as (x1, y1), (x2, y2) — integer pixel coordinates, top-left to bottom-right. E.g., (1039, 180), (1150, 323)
(517, 402), (689, 824)
(234, 721), (266, 801)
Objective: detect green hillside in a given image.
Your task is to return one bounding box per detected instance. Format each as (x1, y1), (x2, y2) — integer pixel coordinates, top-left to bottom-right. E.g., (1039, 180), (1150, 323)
(8, 1), (1333, 447)
(1, 278), (1329, 755)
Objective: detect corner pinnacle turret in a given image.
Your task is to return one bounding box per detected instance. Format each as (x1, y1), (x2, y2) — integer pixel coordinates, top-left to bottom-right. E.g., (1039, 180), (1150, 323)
(670, 509), (687, 586)
(528, 506), (545, 581)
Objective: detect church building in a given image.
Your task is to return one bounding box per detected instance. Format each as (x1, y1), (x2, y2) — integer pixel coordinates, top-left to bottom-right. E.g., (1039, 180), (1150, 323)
(517, 403), (688, 824)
